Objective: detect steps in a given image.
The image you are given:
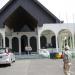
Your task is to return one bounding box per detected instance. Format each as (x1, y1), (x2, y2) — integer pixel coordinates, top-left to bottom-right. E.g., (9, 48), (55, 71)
(15, 54), (49, 59)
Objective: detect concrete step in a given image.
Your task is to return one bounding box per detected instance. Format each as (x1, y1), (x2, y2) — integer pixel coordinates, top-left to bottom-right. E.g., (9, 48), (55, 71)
(15, 54), (49, 59)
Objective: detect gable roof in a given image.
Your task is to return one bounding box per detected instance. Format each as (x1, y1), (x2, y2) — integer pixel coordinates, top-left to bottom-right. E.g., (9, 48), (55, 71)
(0, 0), (61, 22)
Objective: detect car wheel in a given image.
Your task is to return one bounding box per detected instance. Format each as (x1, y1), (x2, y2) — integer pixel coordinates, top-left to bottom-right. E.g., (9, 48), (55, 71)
(13, 60), (15, 62)
(8, 63), (11, 66)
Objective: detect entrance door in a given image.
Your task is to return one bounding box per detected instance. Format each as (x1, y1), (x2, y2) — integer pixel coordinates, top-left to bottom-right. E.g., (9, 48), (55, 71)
(12, 37), (19, 52)
(30, 37), (37, 52)
(5, 37), (9, 47)
(40, 36), (47, 49)
(21, 35), (28, 54)
(51, 36), (56, 48)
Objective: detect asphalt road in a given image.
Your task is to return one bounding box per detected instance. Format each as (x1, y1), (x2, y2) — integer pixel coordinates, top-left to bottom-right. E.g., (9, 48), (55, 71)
(0, 59), (75, 75)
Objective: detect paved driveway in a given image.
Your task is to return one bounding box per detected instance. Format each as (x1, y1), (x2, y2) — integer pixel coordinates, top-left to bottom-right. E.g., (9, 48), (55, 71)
(0, 59), (75, 75)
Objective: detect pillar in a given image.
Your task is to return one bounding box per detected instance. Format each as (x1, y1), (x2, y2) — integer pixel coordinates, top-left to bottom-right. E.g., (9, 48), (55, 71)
(19, 37), (21, 55)
(70, 36), (72, 49)
(37, 34), (40, 54)
(56, 35), (58, 52)
(28, 37), (30, 46)
(59, 35), (62, 51)
(72, 33), (74, 49)
(3, 33), (5, 48)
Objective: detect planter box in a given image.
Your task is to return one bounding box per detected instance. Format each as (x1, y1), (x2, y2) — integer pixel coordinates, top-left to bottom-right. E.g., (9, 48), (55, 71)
(50, 52), (62, 59)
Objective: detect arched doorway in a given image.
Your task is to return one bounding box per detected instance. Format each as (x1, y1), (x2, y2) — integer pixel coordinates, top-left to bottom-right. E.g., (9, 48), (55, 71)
(21, 35), (28, 53)
(40, 36), (47, 49)
(30, 36), (37, 52)
(12, 37), (19, 52)
(5, 37), (9, 47)
(40, 30), (56, 49)
(58, 29), (72, 50)
(51, 36), (56, 48)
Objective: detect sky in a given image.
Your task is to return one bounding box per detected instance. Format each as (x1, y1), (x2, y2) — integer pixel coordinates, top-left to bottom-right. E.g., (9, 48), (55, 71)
(0, 0), (75, 23)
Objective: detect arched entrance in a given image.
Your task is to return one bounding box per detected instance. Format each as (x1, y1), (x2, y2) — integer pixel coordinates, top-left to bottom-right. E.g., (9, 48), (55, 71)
(30, 36), (37, 52)
(51, 36), (56, 48)
(5, 37), (9, 47)
(12, 37), (19, 52)
(58, 29), (72, 50)
(40, 36), (47, 49)
(40, 30), (56, 49)
(21, 35), (28, 53)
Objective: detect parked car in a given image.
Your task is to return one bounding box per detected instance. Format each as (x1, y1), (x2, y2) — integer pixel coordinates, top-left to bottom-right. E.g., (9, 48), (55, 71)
(39, 49), (50, 57)
(0, 48), (15, 66)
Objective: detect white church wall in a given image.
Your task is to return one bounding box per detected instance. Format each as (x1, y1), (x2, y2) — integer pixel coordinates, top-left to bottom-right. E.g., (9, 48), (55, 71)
(38, 23), (74, 36)
(11, 32), (37, 38)
(38, 23), (75, 52)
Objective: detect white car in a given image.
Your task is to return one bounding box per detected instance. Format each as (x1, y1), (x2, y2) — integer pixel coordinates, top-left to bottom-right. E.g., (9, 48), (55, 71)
(0, 48), (15, 66)
(39, 49), (50, 57)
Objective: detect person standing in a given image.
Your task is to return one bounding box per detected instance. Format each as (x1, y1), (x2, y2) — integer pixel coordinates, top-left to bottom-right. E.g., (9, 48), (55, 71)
(63, 45), (72, 75)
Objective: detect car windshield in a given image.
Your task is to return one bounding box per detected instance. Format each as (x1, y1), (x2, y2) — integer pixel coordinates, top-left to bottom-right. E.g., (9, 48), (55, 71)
(0, 48), (5, 54)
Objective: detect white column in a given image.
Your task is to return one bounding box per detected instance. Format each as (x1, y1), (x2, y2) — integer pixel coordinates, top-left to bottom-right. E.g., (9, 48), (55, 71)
(28, 37), (30, 46)
(0, 38), (4, 48)
(70, 36), (72, 49)
(37, 26), (41, 54)
(19, 37), (21, 55)
(3, 34), (5, 48)
(59, 35), (62, 50)
(56, 35), (58, 52)
(37, 34), (40, 53)
(72, 33), (74, 49)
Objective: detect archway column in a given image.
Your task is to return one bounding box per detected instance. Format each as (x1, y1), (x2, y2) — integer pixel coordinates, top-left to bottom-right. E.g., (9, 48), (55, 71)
(37, 34), (40, 53)
(9, 37), (12, 49)
(0, 38), (2, 48)
(56, 34), (58, 52)
(3, 33), (5, 48)
(70, 36), (72, 49)
(28, 37), (30, 46)
(59, 35), (62, 51)
(19, 37), (21, 55)
(72, 33), (74, 49)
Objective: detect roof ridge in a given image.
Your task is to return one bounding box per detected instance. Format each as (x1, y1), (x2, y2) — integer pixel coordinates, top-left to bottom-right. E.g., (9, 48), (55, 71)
(0, 0), (61, 22)
(33, 0), (61, 22)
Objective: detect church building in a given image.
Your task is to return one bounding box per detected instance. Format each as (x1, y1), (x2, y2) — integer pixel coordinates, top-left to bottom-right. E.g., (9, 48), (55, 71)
(0, 0), (74, 55)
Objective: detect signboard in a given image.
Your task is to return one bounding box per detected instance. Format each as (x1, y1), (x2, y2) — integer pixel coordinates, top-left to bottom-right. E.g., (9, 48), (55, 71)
(25, 46), (32, 51)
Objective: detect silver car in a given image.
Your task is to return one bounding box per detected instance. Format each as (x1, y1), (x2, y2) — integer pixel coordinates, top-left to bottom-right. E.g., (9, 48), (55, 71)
(0, 48), (15, 66)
